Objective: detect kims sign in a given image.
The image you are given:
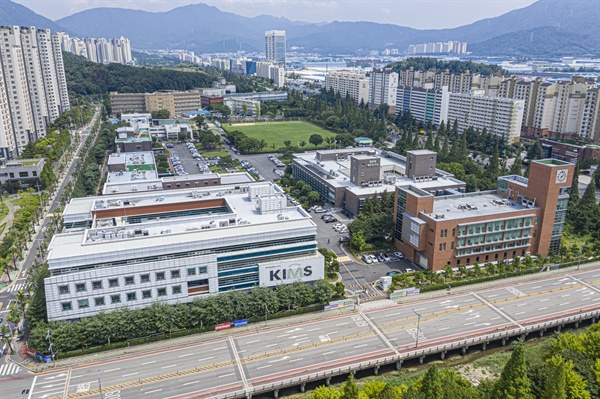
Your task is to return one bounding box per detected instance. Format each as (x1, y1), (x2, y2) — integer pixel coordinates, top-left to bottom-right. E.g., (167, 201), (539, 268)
(259, 256), (324, 287)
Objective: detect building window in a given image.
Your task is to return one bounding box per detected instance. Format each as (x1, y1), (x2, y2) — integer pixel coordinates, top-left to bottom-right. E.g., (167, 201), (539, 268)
(172, 285), (182, 295)
(171, 270), (181, 279)
(61, 302), (72, 311)
(142, 290), (152, 299)
(95, 297), (105, 306)
(92, 281), (102, 290)
(19, 171), (28, 178)
(78, 299), (89, 309)
(111, 295), (121, 304)
(58, 285), (69, 295)
(140, 274), (150, 283)
(157, 288), (167, 297)
(127, 292), (136, 301)
(125, 276), (135, 285)
(187, 267), (196, 276)
(198, 266), (207, 274)
(156, 272), (166, 281)
(109, 278), (119, 288)
(451, 242), (454, 249)
(75, 283), (86, 292)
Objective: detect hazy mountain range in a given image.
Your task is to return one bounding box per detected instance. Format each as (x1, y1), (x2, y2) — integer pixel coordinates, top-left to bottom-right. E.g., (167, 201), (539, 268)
(0, 0), (598, 57)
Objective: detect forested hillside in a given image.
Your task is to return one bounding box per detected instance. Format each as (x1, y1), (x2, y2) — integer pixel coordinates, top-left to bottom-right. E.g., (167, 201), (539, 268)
(63, 52), (214, 96)
(389, 58), (503, 75)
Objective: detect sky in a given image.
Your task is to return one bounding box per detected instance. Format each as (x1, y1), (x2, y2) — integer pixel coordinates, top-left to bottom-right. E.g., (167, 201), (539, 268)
(13, 0), (539, 28)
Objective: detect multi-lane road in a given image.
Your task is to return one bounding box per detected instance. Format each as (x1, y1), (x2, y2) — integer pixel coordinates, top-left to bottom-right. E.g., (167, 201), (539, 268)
(0, 108), (99, 377)
(0, 267), (596, 399)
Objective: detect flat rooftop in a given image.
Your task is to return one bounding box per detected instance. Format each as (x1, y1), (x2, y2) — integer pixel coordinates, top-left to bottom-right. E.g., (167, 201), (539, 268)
(427, 191), (538, 221)
(49, 183), (313, 267)
(294, 149), (464, 192)
(116, 136), (151, 142)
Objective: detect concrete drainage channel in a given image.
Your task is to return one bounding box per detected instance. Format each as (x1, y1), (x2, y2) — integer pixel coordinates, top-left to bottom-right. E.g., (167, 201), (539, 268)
(212, 310), (600, 399)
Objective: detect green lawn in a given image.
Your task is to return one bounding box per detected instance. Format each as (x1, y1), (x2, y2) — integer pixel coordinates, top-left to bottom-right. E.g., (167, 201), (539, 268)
(223, 121), (336, 151)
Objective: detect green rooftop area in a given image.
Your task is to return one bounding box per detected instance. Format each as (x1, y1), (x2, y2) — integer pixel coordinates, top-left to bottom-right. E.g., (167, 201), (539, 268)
(116, 136), (151, 142)
(544, 138), (599, 148)
(127, 164), (156, 171)
(536, 159), (571, 166)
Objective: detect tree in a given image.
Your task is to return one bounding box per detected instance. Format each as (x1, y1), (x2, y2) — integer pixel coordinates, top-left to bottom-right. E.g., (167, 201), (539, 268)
(418, 365), (443, 399)
(492, 344), (534, 399)
(580, 178), (596, 209)
(350, 230), (366, 251)
(299, 140), (307, 148)
(309, 134), (324, 148)
(151, 109), (171, 119)
(340, 374), (359, 399)
(241, 104), (248, 115)
(527, 140), (544, 160)
(311, 386), (341, 399)
(543, 358), (568, 399)
(283, 140), (292, 148)
(547, 355), (591, 399)
(307, 191), (320, 205)
(510, 155), (523, 176)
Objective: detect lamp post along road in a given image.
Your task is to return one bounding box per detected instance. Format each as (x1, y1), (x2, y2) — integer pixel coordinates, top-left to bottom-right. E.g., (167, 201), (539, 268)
(413, 309), (422, 348)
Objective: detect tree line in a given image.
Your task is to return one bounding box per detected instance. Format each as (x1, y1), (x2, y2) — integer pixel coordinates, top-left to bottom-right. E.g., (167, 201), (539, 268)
(28, 280), (334, 355)
(311, 321), (600, 399)
(388, 57), (504, 75)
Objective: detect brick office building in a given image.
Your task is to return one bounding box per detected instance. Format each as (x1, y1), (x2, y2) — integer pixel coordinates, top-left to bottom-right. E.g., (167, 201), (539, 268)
(393, 159), (574, 270)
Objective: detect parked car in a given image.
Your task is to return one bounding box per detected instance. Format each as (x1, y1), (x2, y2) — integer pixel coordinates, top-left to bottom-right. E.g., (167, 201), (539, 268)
(394, 252), (404, 259)
(377, 254), (385, 263)
(339, 236), (350, 243)
(380, 253), (390, 262)
(362, 254), (372, 264)
(386, 271), (402, 276)
(405, 268), (414, 273)
(314, 207), (327, 213)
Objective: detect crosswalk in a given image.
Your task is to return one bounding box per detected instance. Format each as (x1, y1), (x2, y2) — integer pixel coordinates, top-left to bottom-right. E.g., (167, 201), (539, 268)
(337, 255), (351, 263)
(5, 283), (26, 292)
(0, 363), (21, 376)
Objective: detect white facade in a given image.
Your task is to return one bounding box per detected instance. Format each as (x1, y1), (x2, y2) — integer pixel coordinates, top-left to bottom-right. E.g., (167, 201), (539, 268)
(325, 71), (370, 105)
(0, 26), (70, 158)
(63, 35), (133, 65)
(369, 68), (398, 113)
(396, 86), (449, 126)
(255, 62), (285, 88)
(45, 183), (324, 321)
(265, 30), (286, 64)
(447, 92), (524, 143)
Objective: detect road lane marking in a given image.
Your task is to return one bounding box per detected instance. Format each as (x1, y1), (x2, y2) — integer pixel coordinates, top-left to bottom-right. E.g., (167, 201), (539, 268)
(327, 331), (338, 335)
(438, 327), (449, 331)
(212, 346), (226, 351)
(289, 358), (304, 363)
(178, 353), (194, 358)
(104, 368), (121, 373)
(246, 340), (260, 344)
(559, 302), (570, 305)
(183, 381), (200, 386)
(472, 292), (523, 328)
(487, 294), (498, 298)
(465, 322), (476, 325)
(515, 311), (525, 315)
(141, 361), (156, 365)
(144, 389), (162, 394)
(336, 322), (348, 326)
(538, 307), (548, 310)
(266, 344), (278, 348)
(276, 334), (290, 338)
(532, 286), (541, 289)
(307, 328), (320, 331)
(161, 365), (177, 369)
(218, 373), (235, 378)
(561, 294), (570, 297)
(567, 275), (600, 293)
(359, 309), (399, 355)
(229, 335), (251, 390)
(354, 344), (368, 348)
(257, 365), (271, 370)
(122, 372), (138, 377)
(197, 357), (214, 362)
(491, 317), (501, 320)
(516, 303), (528, 307)
(26, 375), (37, 399)
(539, 299), (550, 302)
(322, 351), (336, 355)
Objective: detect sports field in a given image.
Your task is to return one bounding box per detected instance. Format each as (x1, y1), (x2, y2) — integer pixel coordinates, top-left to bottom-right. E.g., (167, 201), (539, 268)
(223, 121), (336, 151)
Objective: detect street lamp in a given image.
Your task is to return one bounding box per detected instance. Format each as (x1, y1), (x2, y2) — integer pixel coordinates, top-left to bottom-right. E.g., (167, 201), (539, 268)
(413, 309), (422, 348)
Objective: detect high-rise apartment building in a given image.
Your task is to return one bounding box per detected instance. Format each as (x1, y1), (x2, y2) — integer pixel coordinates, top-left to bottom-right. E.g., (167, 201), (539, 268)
(255, 61), (285, 88)
(369, 68), (398, 113)
(324, 71), (370, 105)
(396, 86), (449, 126)
(59, 34), (133, 65)
(265, 30), (286, 64)
(0, 26), (70, 158)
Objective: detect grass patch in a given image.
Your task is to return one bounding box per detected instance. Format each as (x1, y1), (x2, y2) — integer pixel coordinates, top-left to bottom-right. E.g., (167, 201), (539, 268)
(0, 202), (8, 221)
(0, 223), (6, 236)
(126, 164), (155, 171)
(223, 121), (336, 152)
(200, 150), (229, 158)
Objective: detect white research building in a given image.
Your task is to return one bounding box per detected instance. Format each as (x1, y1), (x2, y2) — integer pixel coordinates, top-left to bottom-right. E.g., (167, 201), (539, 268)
(45, 182), (324, 321)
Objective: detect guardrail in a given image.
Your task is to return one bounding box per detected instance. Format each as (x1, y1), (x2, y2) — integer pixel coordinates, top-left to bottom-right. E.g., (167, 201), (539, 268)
(213, 309), (600, 399)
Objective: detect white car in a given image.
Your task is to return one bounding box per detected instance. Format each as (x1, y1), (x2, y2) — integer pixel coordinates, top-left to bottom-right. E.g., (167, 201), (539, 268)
(369, 255), (379, 263)
(362, 254), (372, 264)
(394, 252), (404, 259)
(405, 268), (414, 273)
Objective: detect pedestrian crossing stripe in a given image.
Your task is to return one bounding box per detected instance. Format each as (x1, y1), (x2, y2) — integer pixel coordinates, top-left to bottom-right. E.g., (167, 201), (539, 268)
(0, 363), (20, 376)
(337, 256), (351, 262)
(6, 283), (25, 292)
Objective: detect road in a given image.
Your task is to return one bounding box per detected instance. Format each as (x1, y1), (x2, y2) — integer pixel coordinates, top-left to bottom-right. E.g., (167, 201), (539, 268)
(1, 268), (597, 399)
(0, 108), (100, 380)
